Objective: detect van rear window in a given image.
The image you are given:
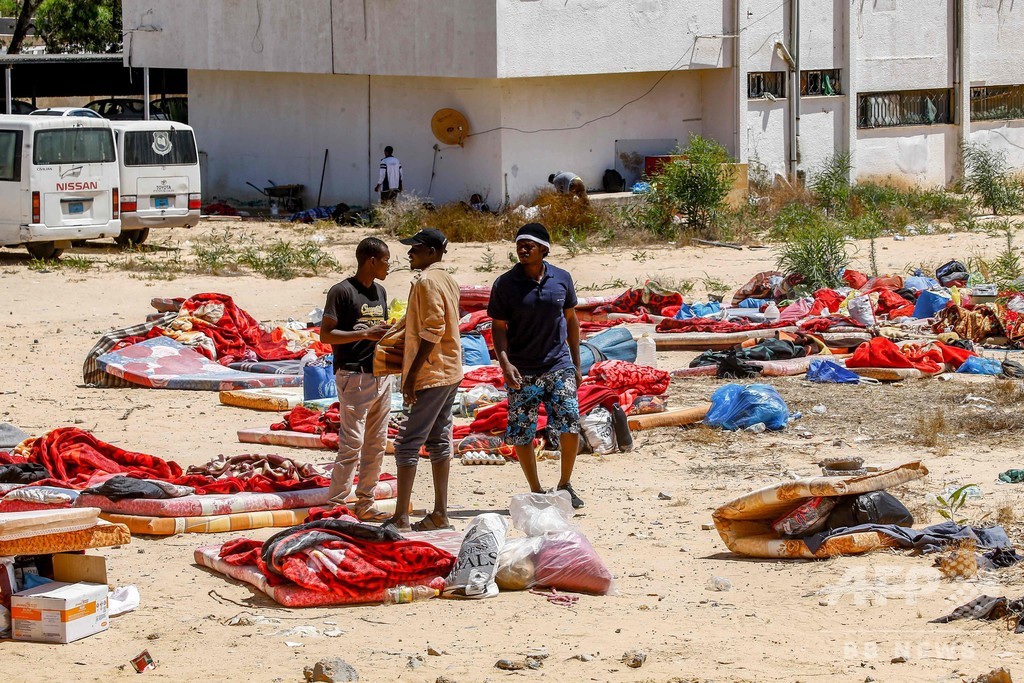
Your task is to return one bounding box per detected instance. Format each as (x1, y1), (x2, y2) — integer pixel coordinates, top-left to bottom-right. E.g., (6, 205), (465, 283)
(124, 129), (198, 166)
(34, 128), (115, 165)
(0, 130), (22, 181)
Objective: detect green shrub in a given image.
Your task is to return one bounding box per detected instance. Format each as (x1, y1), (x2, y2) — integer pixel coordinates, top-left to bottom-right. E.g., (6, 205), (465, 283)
(811, 152), (852, 217)
(651, 134), (735, 237)
(775, 219), (849, 290)
(961, 142), (1024, 215)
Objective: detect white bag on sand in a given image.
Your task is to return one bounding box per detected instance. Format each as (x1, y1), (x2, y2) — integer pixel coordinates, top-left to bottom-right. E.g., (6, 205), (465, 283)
(848, 294), (875, 327)
(581, 406), (617, 455)
(443, 513), (508, 599)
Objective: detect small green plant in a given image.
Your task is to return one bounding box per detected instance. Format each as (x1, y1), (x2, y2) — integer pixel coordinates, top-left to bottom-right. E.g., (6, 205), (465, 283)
(986, 219), (1022, 287)
(961, 142), (1024, 215)
(31, 255), (94, 272)
(193, 229), (242, 275)
(932, 484), (978, 525)
(475, 247), (499, 273)
(699, 273), (730, 296)
(563, 229), (593, 258)
(811, 152), (852, 217)
(652, 134), (736, 238)
(27, 258), (61, 272)
(775, 218), (849, 290)
(631, 249), (650, 263)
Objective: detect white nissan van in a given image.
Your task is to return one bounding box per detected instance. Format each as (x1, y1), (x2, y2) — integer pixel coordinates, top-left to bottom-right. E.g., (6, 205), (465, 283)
(0, 115), (120, 259)
(111, 121), (201, 246)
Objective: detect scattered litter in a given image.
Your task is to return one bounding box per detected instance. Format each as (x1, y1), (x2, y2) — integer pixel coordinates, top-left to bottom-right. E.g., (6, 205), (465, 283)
(706, 576), (732, 592)
(285, 641), (304, 648)
(657, 492), (672, 500)
(303, 658), (358, 683)
(130, 650), (155, 673)
(811, 404), (827, 415)
(274, 625), (320, 638)
(621, 649), (647, 668)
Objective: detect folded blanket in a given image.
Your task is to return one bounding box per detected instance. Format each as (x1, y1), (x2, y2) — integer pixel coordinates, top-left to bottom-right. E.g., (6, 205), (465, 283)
(655, 318), (791, 334)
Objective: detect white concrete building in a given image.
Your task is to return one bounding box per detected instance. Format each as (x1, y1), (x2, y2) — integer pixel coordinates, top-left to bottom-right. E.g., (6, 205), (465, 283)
(121, 0), (1024, 208)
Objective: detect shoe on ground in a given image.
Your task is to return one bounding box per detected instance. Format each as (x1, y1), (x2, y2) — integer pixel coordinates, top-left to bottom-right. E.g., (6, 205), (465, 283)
(557, 482), (585, 509)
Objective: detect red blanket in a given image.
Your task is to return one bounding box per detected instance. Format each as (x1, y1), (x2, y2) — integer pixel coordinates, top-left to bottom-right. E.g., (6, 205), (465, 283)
(1, 427), (329, 494)
(468, 383), (619, 434)
(220, 518), (454, 597)
(655, 318), (791, 334)
(594, 287), (682, 317)
(799, 316), (865, 333)
(583, 361), (670, 395)
(846, 338), (974, 372)
(460, 365), (505, 390)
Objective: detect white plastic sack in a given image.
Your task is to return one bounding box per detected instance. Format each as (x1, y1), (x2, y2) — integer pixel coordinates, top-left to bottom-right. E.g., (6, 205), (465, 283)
(443, 513), (508, 599)
(1, 485), (77, 506)
(0, 604), (9, 639)
(847, 294), (876, 326)
(581, 406), (617, 455)
(108, 585), (140, 616)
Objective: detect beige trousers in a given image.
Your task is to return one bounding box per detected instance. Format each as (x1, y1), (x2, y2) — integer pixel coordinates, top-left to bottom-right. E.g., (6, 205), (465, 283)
(329, 370), (392, 510)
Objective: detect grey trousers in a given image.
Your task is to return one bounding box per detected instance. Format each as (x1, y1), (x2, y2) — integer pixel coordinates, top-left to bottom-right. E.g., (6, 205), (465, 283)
(393, 382), (461, 468)
(329, 370), (392, 508)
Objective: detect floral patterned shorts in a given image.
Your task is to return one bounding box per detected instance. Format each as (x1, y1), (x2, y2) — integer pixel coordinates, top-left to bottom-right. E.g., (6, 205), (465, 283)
(505, 367), (580, 446)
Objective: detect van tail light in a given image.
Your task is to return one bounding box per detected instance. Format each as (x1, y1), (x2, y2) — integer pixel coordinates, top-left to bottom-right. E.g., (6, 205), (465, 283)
(188, 193), (202, 211)
(31, 191), (40, 223)
(120, 195), (137, 213)
(112, 188), (120, 219)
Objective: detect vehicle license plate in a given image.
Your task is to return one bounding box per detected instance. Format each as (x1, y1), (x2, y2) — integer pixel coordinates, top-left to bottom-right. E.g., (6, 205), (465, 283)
(68, 202), (84, 214)
(154, 196), (170, 209)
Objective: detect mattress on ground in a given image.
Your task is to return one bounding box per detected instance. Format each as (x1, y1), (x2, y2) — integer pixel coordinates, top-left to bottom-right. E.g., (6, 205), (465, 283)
(220, 387), (305, 411)
(227, 360), (303, 375)
(193, 527), (461, 606)
(818, 331), (874, 348)
(0, 508), (99, 542)
(628, 404), (711, 431)
(651, 328), (799, 350)
(848, 366), (942, 381)
(669, 354), (831, 379)
(712, 461), (928, 559)
(96, 336), (304, 391)
(238, 427), (328, 449)
(76, 481), (398, 517)
(0, 520), (129, 556)
(109, 498), (404, 536)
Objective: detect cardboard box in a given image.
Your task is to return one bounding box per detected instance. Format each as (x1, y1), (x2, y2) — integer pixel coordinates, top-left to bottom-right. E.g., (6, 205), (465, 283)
(11, 582), (108, 643)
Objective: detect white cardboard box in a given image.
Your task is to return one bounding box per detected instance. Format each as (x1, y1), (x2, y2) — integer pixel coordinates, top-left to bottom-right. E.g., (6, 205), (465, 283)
(11, 581), (108, 643)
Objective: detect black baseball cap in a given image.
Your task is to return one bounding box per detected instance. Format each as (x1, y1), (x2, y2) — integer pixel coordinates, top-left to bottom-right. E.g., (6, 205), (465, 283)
(399, 228), (449, 250)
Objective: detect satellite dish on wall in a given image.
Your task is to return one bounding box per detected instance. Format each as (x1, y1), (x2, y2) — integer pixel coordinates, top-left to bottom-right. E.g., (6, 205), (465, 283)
(431, 108), (469, 146)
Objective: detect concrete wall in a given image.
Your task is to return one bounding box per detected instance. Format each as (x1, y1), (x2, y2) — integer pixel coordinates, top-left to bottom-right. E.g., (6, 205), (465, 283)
(496, 0), (729, 77)
(495, 70), (705, 202)
(331, 0), (498, 78)
(855, 126), (958, 186)
(190, 71), (369, 206)
(122, 0), (334, 73)
(747, 99), (788, 181)
(854, 0), (953, 92)
(970, 120), (1024, 169)
(969, 0), (1024, 86)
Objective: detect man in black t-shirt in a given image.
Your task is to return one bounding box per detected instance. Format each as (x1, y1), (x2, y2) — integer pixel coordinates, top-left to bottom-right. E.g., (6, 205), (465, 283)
(320, 237), (393, 521)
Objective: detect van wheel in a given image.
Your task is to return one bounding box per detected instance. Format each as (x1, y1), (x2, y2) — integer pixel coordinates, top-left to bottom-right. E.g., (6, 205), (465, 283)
(115, 229), (150, 247)
(26, 242), (63, 260)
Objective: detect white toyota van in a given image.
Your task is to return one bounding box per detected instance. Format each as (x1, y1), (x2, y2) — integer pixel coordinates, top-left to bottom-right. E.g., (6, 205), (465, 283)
(110, 121), (201, 246)
(0, 115), (120, 259)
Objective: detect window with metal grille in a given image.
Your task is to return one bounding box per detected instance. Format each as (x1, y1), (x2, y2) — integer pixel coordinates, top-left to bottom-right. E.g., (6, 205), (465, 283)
(971, 85), (1024, 121)
(857, 89), (953, 128)
(801, 69), (842, 96)
(748, 72), (786, 99)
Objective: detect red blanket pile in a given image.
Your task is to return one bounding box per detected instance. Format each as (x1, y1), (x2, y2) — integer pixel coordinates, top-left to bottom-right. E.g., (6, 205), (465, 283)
(583, 360), (670, 408)
(220, 517), (454, 598)
(0, 427), (329, 494)
(467, 383), (619, 435)
(846, 337), (975, 372)
(655, 318), (791, 334)
(593, 286), (683, 317)
(272, 403), (341, 448)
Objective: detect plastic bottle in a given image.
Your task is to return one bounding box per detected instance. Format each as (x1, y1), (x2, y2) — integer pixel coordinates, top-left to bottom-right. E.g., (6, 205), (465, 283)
(636, 333), (657, 368)
(382, 585), (439, 605)
(763, 302), (781, 322)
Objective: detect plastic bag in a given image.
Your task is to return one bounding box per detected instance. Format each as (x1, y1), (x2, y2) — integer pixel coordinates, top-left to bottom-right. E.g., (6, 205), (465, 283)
(455, 384), (505, 417)
(703, 383), (789, 431)
(629, 394), (667, 415)
(457, 432), (507, 454)
(847, 295), (875, 326)
(580, 406), (617, 454)
(913, 290), (952, 319)
(461, 333), (491, 366)
(443, 513), (508, 599)
(956, 356), (1002, 375)
(497, 492), (616, 595)
(772, 497), (838, 537)
(109, 585), (140, 616)
(303, 354), (337, 401)
(807, 359), (861, 384)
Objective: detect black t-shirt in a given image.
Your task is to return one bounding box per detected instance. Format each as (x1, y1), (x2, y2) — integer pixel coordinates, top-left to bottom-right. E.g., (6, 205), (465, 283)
(322, 277), (388, 372)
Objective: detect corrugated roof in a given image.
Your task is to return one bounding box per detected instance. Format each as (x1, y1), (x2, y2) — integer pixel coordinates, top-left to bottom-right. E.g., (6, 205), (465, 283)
(0, 52), (124, 65)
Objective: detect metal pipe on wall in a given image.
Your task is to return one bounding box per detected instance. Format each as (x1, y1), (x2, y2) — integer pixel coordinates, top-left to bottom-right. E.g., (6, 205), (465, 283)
(143, 67), (150, 120)
(788, 0), (800, 182)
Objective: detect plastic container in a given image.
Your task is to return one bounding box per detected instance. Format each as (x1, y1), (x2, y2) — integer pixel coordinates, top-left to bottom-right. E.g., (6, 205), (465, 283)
(382, 585), (439, 605)
(636, 333), (657, 368)
(763, 302), (781, 322)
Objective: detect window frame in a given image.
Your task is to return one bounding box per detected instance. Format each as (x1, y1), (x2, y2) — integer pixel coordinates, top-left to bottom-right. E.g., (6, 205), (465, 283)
(801, 68), (842, 96)
(971, 84), (1024, 122)
(32, 128), (116, 165)
(857, 89), (954, 129)
(747, 71), (787, 100)
(0, 129), (23, 182)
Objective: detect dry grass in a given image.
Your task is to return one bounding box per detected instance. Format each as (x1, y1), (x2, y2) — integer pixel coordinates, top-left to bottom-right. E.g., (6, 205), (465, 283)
(679, 424), (728, 446)
(996, 499), (1018, 526)
(374, 195), (515, 243)
(913, 407), (950, 452)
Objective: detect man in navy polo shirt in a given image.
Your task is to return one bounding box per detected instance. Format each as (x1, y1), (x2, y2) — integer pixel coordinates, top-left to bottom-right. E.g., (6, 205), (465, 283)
(488, 223), (585, 509)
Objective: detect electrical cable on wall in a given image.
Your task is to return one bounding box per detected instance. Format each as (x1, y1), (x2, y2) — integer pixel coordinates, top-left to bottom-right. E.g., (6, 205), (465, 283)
(466, 0), (790, 140)
(252, 0), (264, 54)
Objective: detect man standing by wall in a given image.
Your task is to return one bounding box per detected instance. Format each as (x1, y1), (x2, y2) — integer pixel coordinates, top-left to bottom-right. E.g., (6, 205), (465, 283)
(375, 145), (403, 203)
(384, 228), (462, 531)
(319, 237), (393, 522)
(488, 223), (585, 509)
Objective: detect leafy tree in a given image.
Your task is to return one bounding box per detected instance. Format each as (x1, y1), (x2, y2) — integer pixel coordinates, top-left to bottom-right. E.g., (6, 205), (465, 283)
(35, 0), (122, 53)
(3, 0), (43, 54)
(652, 134), (736, 237)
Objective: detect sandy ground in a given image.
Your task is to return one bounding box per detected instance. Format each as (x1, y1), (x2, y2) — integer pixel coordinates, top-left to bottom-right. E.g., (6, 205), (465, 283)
(1, 221), (1022, 683)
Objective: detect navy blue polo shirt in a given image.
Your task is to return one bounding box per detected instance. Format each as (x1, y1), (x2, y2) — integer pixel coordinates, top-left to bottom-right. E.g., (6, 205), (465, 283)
(487, 262), (578, 375)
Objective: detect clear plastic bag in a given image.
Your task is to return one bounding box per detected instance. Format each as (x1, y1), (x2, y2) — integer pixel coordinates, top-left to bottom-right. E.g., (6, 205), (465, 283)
(497, 491), (617, 595)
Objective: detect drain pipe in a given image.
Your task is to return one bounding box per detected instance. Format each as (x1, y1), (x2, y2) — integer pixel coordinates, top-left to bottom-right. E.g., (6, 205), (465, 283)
(789, 0), (800, 182)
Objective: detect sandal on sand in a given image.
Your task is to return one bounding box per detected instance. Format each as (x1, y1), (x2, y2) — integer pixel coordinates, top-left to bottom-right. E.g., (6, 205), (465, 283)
(410, 512), (454, 532)
(354, 506), (392, 523)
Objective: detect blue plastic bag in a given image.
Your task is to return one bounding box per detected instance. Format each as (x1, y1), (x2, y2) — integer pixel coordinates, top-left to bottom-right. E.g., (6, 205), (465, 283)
(303, 355), (338, 401)
(913, 290), (951, 319)
(674, 301), (722, 320)
(703, 383), (790, 431)
(956, 356), (1002, 375)
(632, 181), (653, 194)
(737, 297), (774, 309)
(461, 333), (491, 366)
(807, 358), (861, 384)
